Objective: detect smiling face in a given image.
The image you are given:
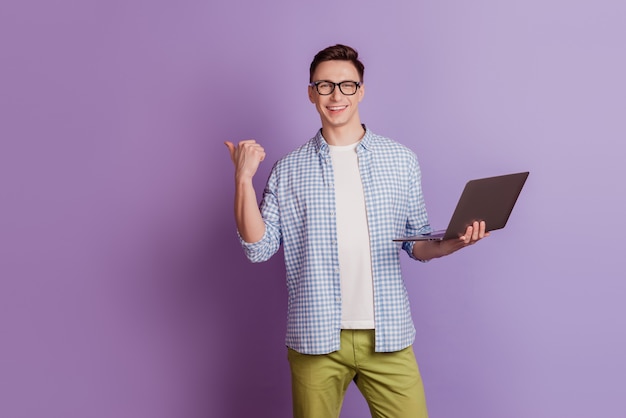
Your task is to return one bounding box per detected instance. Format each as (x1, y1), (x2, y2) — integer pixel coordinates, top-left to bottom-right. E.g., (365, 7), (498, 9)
(308, 60), (365, 135)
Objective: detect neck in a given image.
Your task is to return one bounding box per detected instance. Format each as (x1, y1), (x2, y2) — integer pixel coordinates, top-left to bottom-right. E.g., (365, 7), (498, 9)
(322, 122), (366, 146)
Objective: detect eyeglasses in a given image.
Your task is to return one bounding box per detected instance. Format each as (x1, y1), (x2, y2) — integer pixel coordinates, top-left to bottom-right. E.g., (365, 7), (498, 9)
(309, 80), (361, 96)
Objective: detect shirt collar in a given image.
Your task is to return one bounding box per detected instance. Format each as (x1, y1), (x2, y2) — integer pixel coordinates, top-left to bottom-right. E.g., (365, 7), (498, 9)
(314, 125), (374, 154)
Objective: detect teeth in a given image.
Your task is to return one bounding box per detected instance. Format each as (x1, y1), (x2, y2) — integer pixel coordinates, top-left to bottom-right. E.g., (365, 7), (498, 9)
(328, 106), (346, 111)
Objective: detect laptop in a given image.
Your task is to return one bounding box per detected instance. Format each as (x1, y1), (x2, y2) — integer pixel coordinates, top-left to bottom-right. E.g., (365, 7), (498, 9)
(394, 171), (529, 241)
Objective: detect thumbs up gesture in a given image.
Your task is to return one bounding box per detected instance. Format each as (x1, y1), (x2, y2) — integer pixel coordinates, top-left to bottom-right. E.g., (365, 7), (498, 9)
(224, 140), (266, 182)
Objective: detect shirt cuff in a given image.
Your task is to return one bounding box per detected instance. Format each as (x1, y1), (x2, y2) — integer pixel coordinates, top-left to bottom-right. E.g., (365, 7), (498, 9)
(237, 228), (268, 250)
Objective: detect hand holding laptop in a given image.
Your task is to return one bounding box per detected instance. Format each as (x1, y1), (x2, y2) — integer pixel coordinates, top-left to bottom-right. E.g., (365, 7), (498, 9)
(411, 220), (490, 261)
(443, 219), (489, 251)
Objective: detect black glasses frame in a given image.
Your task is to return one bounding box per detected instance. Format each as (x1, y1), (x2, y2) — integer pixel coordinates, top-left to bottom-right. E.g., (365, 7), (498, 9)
(309, 80), (362, 96)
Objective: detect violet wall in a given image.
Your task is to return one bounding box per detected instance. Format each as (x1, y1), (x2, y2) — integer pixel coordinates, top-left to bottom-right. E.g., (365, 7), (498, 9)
(1, 0), (625, 417)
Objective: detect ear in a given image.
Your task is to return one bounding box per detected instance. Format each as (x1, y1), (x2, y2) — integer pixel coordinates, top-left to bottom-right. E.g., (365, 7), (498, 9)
(357, 83), (365, 103)
(308, 84), (315, 103)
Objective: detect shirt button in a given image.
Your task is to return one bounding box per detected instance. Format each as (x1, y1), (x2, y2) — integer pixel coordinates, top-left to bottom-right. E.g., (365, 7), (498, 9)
(334, 268), (340, 273)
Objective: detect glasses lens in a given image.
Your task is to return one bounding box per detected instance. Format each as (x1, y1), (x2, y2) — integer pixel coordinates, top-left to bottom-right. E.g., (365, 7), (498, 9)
(339, 82), (358, 95)
(316, 82), (334, 95)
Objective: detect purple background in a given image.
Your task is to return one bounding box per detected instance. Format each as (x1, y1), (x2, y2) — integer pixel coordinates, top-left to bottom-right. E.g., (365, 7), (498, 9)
(1, 0), (625, 417)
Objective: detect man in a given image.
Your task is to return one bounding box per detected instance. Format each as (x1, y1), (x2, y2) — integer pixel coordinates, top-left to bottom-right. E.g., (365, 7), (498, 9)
(225, 44), (487, 418)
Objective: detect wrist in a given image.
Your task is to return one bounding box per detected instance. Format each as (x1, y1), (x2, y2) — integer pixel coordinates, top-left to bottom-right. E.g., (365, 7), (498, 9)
(235, 173), (254, 187)
(437, 241), (450, 257)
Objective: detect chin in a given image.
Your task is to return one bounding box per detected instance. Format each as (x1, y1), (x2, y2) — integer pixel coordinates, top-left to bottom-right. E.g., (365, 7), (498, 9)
(324, 114), (352, 127)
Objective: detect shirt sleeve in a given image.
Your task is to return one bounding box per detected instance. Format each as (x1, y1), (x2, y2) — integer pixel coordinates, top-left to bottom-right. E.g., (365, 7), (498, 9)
(402, 153), (432, 261)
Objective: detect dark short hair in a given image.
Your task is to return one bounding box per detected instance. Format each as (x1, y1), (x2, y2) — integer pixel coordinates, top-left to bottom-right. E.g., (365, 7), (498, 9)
(309, 44), (365, 83)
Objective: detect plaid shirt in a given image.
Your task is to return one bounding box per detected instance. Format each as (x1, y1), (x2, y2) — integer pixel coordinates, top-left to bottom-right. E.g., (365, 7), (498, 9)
(240, 128), (432, 354)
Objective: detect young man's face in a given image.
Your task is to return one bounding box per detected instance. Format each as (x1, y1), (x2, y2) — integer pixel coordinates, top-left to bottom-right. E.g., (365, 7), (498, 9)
(308, 60), (365, 131)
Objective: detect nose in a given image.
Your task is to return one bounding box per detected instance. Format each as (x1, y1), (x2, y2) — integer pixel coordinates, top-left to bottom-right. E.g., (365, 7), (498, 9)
(330, 85), (343, 100)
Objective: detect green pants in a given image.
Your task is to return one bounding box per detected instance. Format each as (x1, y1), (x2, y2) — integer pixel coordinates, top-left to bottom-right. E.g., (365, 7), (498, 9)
(288, 330), (429, 418)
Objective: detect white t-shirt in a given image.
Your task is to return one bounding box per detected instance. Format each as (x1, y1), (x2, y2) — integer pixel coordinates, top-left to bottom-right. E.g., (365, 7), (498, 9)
(329, 142), (375, 329)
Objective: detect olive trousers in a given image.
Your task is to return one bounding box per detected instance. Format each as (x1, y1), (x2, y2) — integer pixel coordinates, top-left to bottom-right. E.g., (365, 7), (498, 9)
(287, 329), (429, 418)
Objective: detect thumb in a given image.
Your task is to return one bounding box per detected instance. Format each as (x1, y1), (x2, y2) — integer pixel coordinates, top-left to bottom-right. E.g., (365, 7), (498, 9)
(224, 141), (236, 162)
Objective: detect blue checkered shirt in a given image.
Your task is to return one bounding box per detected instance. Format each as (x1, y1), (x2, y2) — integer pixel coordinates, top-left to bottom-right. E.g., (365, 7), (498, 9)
(239, 128), (432, 354)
